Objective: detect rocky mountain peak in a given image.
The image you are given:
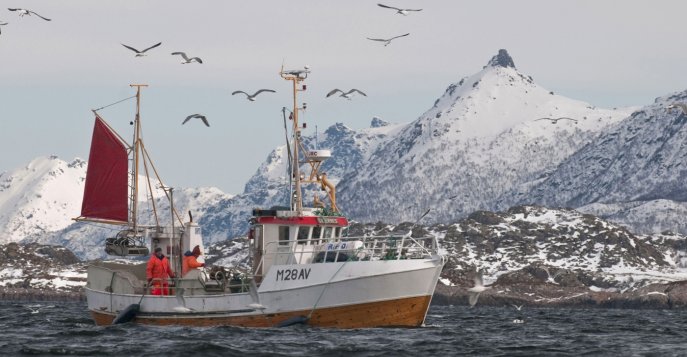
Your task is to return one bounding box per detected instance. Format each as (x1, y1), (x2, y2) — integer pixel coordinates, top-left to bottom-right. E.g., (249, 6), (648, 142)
(485, 49), (516, 69)
(371, 117), (390, 128)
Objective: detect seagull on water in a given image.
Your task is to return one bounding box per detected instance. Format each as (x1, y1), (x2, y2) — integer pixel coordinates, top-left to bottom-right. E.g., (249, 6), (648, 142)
(377, 3), (423, 15)
(326, 89), (367, 100)
(535, 117), (578, 124)
(182, 114), (209, 127)
(232, 89), (276, 101)
(667, 103), (687, 114)
(171, 51), (203, 64)
(467, 270), (491, 307)
(8, 8), (51, 21)
(366, 33), (410, 46)
(121, 42), (162, 57)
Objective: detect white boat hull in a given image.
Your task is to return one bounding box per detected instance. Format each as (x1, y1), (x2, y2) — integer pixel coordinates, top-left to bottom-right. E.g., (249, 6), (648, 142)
(87, 257), (443, 328)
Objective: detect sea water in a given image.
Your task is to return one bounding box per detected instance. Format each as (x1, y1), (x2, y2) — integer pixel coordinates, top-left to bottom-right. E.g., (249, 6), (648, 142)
(1, 302), (686, 356)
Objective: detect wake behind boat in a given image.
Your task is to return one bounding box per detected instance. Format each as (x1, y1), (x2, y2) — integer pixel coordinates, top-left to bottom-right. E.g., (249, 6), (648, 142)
(83, 72), (445, 328)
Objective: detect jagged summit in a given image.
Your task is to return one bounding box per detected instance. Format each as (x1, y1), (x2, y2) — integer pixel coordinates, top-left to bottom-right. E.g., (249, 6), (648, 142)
(485, 49), (515, 69)
(371, 117), (389, 128)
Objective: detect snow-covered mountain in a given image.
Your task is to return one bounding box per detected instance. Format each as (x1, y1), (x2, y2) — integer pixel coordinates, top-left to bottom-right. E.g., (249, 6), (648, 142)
(0, 155), (233, 259)
(515, 91), (687, 233)
(335, 49), (632, 223)
(0, 156), (86, 243)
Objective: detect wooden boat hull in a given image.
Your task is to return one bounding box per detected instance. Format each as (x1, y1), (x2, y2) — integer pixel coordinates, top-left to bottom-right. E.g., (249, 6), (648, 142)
(90, 294), (432, 328)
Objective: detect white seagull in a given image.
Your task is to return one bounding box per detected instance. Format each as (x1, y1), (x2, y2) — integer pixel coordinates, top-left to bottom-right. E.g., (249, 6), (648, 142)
(232, 89), (276, 101)
(467, 270), (491, 307)
(511, 304), (523, 311)
(377, 3), (423, 15)
(668, 103), (687, 114)
(182, 114), (209, 127)
(326, 89), (367, 100)
(367, 33), (410, 46)
(535, 117), (578, 124)
(8, 8), (51, 21)
(171, 51), (203, 64)
(121, 42), (162, 57)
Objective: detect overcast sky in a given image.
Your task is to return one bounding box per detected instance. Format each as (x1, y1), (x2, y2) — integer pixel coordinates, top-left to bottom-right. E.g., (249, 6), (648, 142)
(2, 1), (687, 194)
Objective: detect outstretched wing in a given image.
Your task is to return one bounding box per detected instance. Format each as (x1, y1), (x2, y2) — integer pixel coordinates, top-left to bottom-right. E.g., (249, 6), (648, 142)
(366, 37), (387, 42)
(326, 89), (343, 97)
(390, 33), (410, 40)
(232, 90), (249, 96)
(171, 52), (189, 61)
(253, 89), (276, 96)
(190, 57), (203, 64)
(535, 118), (551, 122)
(141, 42), (162, 53)
(377, 3), (401, 11)
(473, 271), (484, 288)
(198, 115), (210, 127)
(121, 43), (141, 53)
(182, 114), (195, 125)
(404, 8), (422, 12)
(348, 89), (367, 96)
(7, 8), (22, 12)
(29, 10), (51, 21)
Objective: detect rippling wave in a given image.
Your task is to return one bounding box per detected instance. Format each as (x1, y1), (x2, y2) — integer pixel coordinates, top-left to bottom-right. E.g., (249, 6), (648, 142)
(2, 302), (687, 356)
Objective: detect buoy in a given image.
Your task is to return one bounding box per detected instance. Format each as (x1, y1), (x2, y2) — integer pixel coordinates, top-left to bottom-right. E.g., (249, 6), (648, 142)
(112, 304), (140, 324)
(275, 315), (309, 327)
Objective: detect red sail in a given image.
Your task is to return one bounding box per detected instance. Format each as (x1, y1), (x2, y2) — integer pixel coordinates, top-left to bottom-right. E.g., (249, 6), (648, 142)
(80, 116), (129, 223)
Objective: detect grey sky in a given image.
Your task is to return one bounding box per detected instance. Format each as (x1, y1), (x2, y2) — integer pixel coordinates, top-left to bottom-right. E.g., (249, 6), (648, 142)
(2, 1), (686, 193)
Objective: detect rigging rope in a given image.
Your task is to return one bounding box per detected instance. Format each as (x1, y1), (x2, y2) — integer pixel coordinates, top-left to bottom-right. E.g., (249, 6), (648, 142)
(93, 95), (136, 112)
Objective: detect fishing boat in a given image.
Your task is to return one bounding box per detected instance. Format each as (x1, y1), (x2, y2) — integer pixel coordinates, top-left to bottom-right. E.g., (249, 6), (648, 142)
(83, 71), (445, 328)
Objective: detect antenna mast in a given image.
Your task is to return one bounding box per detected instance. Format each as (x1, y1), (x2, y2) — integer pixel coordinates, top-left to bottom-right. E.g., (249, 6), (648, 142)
(280, 66), (309, 214)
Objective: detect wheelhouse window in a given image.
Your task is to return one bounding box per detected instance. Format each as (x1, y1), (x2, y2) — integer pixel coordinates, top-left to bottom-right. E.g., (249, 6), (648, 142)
(335, 227), (342, 238)
(323, 227), (333, 242)
(311, 226), (322, 245)
(279, 226), (290, 246)
(297, 226), (310, 245)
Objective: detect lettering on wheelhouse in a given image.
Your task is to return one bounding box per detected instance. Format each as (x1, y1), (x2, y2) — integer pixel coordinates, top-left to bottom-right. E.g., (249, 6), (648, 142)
(276, 268), (311, 281)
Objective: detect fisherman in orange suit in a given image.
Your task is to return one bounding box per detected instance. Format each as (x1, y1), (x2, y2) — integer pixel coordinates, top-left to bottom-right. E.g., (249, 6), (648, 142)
(182, 245), (205, 277)
(146, 247), (175, 295)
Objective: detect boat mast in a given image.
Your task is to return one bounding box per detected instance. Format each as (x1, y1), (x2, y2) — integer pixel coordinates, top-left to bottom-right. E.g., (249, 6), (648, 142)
(280, 68), (308, 214)
(130, 84), (148, 232)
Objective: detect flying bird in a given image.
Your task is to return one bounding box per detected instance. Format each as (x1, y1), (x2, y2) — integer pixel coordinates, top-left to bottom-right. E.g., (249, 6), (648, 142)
(366, 33), (410, 46)
(377, 3), (423, 15)
(467, 270), (491, 307)
(535, 117), (578, 124)
(182, 114), (209, 127)
(171, 51), (203, 64)
(511, 304), (523, 311)
(8, 8), (51, 21)
(326, 89), (367, 100)
(668, 103), (687, 114)
(121, 42), (162, 57)
(232, 89), (276, 101)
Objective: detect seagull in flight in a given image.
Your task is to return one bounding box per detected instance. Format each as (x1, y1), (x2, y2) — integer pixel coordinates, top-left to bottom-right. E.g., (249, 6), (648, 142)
(668, 103), (687, 114)
(171, 51), (203, 64)
(535, 117), (578, 124)
(377, 3), (423, 15)
(121, 42), (162, 57)
(367, 33), (410, 46)
(326, 89), (367, 100)
(182, 114), (209, 127)
(8, 8), (51, 21)
(467, 270), (491, 307)
(511, 304), (523, 311)
(232, 89), (276, 101)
